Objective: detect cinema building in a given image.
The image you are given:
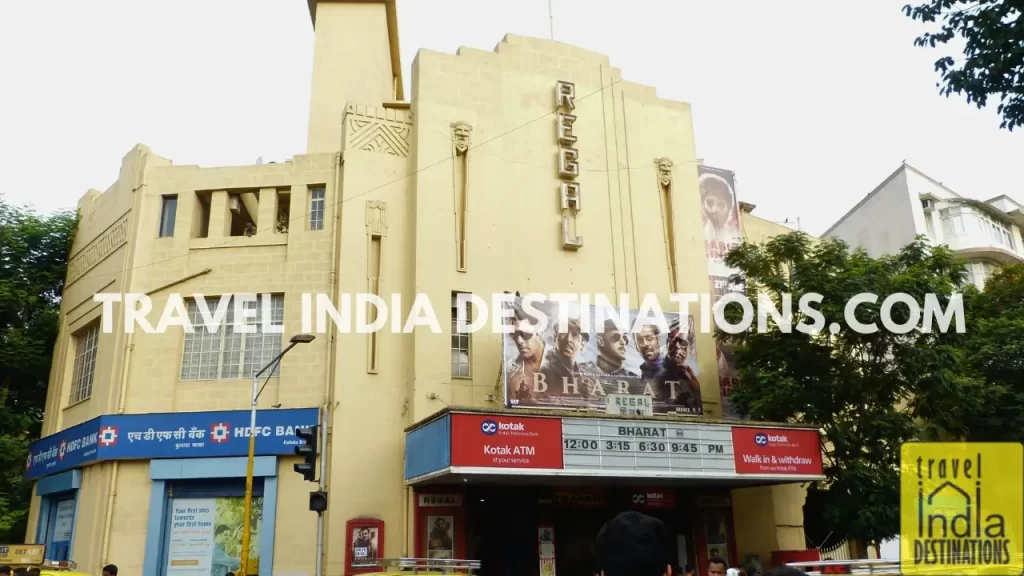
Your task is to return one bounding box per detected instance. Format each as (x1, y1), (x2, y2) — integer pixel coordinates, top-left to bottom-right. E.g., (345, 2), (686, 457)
(24, 2), (827, 576)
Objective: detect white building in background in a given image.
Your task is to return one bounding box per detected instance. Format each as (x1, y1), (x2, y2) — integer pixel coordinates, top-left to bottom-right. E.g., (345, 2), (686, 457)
(824, 162), (1024, 289)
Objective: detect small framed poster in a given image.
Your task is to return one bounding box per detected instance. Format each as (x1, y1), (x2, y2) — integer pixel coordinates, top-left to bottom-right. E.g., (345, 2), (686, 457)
(345, 517), (385, 575)
(426, 516), (455, 559)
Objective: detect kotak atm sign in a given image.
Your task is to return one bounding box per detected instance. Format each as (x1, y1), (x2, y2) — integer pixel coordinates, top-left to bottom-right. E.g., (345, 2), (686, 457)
(451, 414), (563, 469)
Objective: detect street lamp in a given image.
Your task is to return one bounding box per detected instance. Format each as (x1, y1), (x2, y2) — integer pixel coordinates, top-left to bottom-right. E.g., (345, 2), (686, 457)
(239, 333), (315, 576)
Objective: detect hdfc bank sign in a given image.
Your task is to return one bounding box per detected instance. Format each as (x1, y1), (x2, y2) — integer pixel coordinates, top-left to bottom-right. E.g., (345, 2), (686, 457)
(452, 414), (563, 470)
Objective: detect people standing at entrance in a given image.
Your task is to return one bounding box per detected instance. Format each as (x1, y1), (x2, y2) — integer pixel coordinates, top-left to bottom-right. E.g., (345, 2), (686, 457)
(102, 565), (118, 576)
(593, 511), (674, 576)
(707, 557), (728, 576)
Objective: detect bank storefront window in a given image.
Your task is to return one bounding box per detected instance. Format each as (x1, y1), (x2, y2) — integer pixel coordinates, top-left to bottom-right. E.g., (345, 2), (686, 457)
(34, 469), (82, 563)
(163, 479), (265, 576)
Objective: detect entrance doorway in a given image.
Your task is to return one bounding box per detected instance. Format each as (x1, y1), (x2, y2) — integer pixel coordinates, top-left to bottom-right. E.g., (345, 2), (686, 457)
(464, 485), (696, 576)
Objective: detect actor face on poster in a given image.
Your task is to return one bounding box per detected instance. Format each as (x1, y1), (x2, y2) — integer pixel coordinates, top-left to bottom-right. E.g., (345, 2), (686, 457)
(352, 526), (380, 563)
(698, 166), (743, 279)
(503, 297), (702, 415)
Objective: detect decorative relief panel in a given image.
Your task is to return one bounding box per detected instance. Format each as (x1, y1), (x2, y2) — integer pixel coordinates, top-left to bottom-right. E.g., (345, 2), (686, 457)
(366, 200), (388, 236)
(344, 104), (413, 158)
(67, 212), (131, 285)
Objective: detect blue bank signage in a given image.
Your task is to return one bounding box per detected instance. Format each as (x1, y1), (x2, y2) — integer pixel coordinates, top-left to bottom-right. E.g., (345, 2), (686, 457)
(26, 408), (319, 479)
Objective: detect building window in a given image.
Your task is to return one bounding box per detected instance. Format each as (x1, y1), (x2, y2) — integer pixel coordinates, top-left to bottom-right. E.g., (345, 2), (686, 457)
(977, 261), (998, 288)
(977, 212), (1014, 251)
(180, 294), (285, 380)
(69, 324), (99, 404)
(940, 206), (969, 236)
(159, 195), (178, 237)
(310, 187), (326, 231)
(451, 292), (471, 378)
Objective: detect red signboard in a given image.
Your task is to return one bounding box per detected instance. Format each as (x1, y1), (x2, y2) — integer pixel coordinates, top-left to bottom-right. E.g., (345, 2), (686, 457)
(731, 428), (823, 475)
(450, 414), (564, 469)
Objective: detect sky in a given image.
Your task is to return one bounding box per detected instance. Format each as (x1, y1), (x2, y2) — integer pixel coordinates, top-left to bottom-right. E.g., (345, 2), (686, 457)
(1, 0), (1021, 236)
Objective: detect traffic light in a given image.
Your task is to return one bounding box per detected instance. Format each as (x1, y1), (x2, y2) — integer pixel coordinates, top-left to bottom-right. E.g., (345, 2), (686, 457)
(309, 490), (328, 513)
(294, 425), (318, 482)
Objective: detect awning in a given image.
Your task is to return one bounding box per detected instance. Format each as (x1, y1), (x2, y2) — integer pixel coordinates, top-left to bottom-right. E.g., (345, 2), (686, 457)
(405, 409), (826, 486)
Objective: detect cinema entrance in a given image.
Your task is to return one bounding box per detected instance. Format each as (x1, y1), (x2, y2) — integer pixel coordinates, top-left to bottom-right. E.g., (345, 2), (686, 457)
(404, 410), (826, 576)
(468, 484), (734, 576)
(412, 481), (737, 576)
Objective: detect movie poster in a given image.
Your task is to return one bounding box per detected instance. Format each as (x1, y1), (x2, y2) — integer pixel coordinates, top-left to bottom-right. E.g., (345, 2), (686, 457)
(351, 526), (380, 564)
(426, 516), (455, 559)
(698, 165), (745, 419)
(502, 296), (702, 415)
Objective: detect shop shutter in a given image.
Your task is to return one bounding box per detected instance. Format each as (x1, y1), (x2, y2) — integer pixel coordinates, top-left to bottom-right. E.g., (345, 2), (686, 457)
(168, 477), (265, 498)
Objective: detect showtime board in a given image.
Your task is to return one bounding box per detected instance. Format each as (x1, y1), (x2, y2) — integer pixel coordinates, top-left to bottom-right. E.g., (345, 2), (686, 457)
(407, 412), (825, 482)
(561, 418), (736, 475)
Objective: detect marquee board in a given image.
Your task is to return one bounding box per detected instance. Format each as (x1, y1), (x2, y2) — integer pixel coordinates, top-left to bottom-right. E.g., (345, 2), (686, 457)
(560, 418), (736, 474)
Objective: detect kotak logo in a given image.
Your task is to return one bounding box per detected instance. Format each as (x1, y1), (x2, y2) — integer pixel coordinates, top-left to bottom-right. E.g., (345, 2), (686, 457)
(480, 420), (525, 435)
(755, 432), (789, 446)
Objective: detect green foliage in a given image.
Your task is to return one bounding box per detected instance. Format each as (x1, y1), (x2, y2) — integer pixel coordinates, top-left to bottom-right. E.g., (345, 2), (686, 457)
(960, 264), (1024, 440)
(903, 0), (1024, 131)
(717, 232), (985, 546)
(0, 195), (78, 541)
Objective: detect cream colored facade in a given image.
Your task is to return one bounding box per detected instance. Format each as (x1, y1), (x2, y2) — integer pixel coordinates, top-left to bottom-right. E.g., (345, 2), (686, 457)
(26, 2), (818, 576)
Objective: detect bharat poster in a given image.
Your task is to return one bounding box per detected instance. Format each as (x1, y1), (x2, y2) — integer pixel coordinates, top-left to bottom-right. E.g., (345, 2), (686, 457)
(502, 296), (702, 415)
(699, 165), (745, 419)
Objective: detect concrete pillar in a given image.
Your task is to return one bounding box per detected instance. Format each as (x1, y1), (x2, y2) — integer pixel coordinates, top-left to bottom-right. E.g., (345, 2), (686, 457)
(209, 190), (231, 237)
(257, 188), (278, 235)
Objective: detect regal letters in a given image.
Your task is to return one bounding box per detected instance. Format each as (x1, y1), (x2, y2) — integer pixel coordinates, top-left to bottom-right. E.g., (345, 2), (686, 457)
(556, 80), (582, 250)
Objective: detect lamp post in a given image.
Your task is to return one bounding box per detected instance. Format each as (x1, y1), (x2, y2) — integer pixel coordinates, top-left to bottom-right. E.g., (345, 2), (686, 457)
(239, 333), (315, 576)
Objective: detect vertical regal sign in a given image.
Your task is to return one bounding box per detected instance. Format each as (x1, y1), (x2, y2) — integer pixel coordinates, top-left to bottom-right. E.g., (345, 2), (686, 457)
(556, 80), (582, 250)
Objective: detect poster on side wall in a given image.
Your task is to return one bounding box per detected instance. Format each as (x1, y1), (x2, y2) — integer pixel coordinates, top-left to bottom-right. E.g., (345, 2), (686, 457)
(538, 526), (556, 576)
(426, 516), (454, 559)
(704, 511), (730, 565)
(699, 165), (746, 420)
(502, 296), (702, 415)
(351, 525), (380, 564)
(165, 496), (263, 576)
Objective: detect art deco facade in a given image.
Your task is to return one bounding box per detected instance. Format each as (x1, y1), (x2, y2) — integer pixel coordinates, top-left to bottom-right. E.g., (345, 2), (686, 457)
(26, 2), (824, 576)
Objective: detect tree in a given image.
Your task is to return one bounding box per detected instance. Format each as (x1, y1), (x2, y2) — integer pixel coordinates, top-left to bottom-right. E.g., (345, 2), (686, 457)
(0, 196), (77, 541)
(718, 232), (986, 547)
(903, 0), (1024, 131)
(960, 264), (1024, 440)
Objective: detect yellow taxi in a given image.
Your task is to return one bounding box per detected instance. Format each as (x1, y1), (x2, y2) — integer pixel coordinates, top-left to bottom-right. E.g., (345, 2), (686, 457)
(37, 560), (92, 576)
(356, 558), (480, 576)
